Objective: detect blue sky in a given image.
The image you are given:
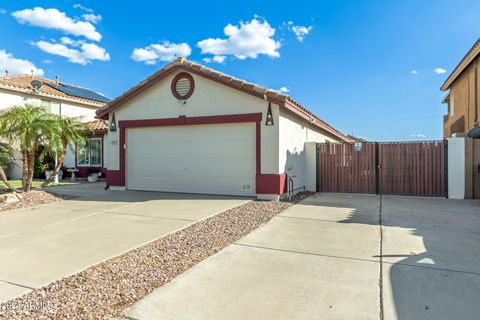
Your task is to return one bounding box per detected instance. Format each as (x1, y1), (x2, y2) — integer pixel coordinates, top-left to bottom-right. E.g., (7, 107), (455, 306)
(0, 0), (479, 141)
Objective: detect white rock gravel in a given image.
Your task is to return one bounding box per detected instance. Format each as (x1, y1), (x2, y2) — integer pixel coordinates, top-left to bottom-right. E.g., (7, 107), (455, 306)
(0, 200), (292, 319)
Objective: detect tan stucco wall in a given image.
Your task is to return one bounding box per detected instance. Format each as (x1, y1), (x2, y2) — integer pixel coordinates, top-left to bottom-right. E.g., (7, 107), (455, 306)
(444, 57), (480, 138)
(106, 71), (280, 173)
(464, 138), (480, 199)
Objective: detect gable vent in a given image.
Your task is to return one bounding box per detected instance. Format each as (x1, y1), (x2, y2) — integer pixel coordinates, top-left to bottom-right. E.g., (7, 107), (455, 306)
(171, 72), (195, 100)
(175, 78), (191, 96)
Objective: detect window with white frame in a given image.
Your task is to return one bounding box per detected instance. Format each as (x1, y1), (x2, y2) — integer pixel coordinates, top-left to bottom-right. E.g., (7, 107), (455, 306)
(40, 99), (61, 115)
(77, 138), (102, 166)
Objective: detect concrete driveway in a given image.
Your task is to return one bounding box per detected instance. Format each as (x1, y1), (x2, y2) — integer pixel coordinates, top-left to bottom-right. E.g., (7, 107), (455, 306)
(0, 183), (250, 302)
(125, 193), (480, 320)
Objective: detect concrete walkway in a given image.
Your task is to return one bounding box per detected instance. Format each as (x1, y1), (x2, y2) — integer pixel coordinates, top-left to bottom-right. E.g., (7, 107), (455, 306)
(0, 183), (249, 302)
(125, 193), (480, 320)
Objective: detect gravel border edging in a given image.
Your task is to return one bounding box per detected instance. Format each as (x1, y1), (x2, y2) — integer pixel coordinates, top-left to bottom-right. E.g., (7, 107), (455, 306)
(0, 190), (76, 213)
(0, 200), (292, 319)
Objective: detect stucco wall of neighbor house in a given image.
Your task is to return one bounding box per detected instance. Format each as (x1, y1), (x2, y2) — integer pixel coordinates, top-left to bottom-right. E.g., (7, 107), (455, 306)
(278, 110), (337, 194)
(444, 56), (480, 138)
(0, 89), (99, 179)
(105, 71), (280, 176)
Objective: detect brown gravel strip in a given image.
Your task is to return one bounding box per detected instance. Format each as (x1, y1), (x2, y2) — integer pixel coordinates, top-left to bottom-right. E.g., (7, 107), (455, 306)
(0, 190), (76, 213)
(0, 200), (291, 319)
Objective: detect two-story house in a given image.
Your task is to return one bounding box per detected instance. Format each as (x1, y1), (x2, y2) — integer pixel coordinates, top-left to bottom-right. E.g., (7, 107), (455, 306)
(441, 38), (480, 199)
(441, 38), (480, 137)
(0, 73), (110, 180)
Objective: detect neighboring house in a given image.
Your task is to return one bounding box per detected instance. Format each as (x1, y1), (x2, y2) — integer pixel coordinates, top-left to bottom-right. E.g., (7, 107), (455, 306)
(441, 38), (480, 137)
(0, 74), (110, 179)
(441, 38), (480, 199)
(96, 57), (352, 200)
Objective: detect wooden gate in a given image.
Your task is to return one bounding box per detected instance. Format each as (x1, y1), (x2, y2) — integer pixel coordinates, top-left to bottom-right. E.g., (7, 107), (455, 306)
(317, 141), (447, 196)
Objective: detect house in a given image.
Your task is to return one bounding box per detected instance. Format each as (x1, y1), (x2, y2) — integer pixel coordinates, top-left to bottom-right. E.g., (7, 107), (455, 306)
(441, 38), (480, 199)
(441, 38), (480, 138)
(0, 73), (110, 179)
(96, 57), (351, 200)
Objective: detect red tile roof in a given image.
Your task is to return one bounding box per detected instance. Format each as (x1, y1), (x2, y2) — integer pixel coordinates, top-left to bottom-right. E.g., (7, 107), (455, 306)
(97, 57), (352, 142)
(87, 120), (108, 133)
(0, 75), (108, 106)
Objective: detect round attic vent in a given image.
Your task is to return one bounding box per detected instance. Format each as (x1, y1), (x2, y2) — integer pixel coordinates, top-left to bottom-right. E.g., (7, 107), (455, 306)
(171, 72), (194, 100)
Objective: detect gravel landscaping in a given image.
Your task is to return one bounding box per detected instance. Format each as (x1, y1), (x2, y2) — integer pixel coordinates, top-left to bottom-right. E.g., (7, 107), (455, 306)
(0, 200), (292, 319)
(0, 190), (76, 213)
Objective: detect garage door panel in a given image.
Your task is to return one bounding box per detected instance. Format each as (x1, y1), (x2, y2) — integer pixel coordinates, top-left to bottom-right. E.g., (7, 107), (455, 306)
(126, 124), (256, 196)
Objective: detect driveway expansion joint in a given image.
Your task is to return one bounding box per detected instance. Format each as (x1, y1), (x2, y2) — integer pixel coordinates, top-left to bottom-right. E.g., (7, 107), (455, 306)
(233, 242), (380, 264)
(0, 280), (35, 290)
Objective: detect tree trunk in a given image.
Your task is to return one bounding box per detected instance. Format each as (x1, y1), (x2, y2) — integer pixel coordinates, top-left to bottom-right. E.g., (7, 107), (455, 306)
(24, 151), (35, 192)
(41, 148), (66, 188)
(21, 151), (28, 192)
(0, 167), (16, 193)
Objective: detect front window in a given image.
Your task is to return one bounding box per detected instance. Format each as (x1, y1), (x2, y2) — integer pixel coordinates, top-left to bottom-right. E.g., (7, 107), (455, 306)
(40, 100), (61, 115)
(77, 138), (102, 166)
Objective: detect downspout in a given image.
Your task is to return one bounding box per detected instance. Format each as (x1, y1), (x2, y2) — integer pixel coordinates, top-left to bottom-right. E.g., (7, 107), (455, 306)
(475, 59), (478, 124)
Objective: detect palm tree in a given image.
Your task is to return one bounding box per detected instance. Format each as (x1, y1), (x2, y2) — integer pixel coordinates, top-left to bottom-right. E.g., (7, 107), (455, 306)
(0, 104), (61, 192)
(41, 116), (92, 187)
(0, 143), (16, 192)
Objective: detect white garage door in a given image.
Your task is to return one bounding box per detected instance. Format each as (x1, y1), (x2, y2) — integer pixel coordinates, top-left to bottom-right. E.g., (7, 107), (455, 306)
(126, 123), (256, 196)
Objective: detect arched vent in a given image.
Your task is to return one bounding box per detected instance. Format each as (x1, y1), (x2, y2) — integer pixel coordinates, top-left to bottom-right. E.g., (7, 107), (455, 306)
(171, 73), (195, 100)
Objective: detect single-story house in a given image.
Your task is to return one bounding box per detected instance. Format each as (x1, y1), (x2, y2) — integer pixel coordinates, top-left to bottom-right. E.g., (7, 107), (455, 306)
(97, 57), (352, 200)
(0, 73), (110, 179)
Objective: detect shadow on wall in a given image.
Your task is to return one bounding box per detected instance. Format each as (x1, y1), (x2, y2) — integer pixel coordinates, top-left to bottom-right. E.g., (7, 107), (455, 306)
(301, 194), (480, 320)
(283, 149), (305, 194)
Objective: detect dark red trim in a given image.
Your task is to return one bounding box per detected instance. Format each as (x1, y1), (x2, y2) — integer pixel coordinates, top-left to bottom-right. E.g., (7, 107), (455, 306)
(108, 113), (263, 187)
(106, 170), (123, 186)
(256, 174), (288, 194)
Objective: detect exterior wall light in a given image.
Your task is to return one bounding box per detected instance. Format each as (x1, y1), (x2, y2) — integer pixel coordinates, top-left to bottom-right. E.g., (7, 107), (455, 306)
(110, 113), (117, 132)
(265, 102), (274, 126)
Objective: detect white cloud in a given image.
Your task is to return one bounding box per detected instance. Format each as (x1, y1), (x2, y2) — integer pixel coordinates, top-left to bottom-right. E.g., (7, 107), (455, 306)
(203, 55), (226, 64)
(60, 36), (84, 47)
(411, 70), (418, 74)
(73, 4), (93, 13)
(12, 7), (101, 41)
(131, 41), (192, 65)
(33, 40), (110, 65)
(291, 25), (313, 42)
(197, 18), (281, 61)
(435, 67), (447, 74)
(410, 133), (426, 138)
(0, 49), (44, 76)
(82, 13), (102, 24)
(278, 86), (290, 93)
